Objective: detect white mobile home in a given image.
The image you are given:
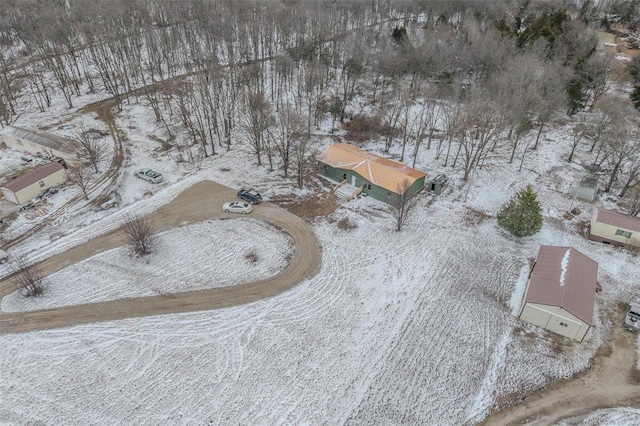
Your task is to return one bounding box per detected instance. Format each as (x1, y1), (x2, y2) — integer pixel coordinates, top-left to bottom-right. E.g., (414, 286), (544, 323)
(0, 126), (77, 164)
(588, 208), (640, 248)
(1, 162), (67, 206)
(519, 246), (598, 343)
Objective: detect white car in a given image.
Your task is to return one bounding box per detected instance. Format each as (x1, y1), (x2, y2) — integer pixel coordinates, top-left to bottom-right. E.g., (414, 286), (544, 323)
(624, 301), (640, 332)
(135, 168), (163, 184)
(222, 201), (252, 214)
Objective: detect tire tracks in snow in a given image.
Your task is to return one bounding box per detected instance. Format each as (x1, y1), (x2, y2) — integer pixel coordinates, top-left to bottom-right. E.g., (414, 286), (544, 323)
(0, 180), (321, 334)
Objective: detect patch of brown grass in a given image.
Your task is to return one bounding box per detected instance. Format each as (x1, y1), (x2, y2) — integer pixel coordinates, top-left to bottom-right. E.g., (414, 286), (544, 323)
(342, 115), (384, 142)
(463, 207), (493, 227)
(336, 217), (357, 231)
(575, 220), (590, 237)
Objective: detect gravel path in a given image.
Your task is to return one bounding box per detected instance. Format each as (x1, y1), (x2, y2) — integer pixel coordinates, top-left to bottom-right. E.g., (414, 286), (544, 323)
(0, 180), (321, 334)
(479, 308), (640, 425)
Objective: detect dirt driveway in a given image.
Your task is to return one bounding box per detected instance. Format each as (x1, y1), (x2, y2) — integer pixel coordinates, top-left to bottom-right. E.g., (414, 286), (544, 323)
(480, 308), (640, 425)
(0, 180), (321, 334)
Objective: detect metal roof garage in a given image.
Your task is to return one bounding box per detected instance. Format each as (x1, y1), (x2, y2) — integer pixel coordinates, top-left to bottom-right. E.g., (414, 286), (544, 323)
(519, 245), (598, 342)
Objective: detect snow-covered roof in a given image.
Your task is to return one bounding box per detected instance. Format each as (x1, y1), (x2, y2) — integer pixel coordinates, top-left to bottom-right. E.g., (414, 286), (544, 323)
(318, 143), (427, 194)
(0, 126), (76, 155)
(2, 162), (64, 192)
(595, 208), (640, 232)
(524, 246), (598, 325)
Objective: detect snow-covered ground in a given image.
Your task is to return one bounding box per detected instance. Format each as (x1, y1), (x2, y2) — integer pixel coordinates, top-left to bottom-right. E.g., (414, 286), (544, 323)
(2, 94), (640, 424)
(2, 219), (294, 313)
(557, 407), (640, 425)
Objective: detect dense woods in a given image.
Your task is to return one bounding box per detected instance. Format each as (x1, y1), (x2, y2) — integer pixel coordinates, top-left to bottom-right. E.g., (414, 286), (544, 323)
(1, 0), (640, 201)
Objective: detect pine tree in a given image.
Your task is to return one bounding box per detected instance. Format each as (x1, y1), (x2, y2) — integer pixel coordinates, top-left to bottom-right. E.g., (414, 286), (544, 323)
(497, 185), (543, 237)
(567, 77), (585, 116)
(631, 85), (640, 111)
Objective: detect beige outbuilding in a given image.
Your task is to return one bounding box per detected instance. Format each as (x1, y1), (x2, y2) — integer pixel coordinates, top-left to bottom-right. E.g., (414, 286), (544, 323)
(0, 126), (77, 164)
(1, 162), (67, 206)
(588, 207), (640, 248)
(519, 245), (598, 343)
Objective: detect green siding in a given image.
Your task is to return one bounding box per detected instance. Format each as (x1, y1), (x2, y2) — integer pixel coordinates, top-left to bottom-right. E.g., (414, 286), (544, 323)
(317, 160), (425, 205)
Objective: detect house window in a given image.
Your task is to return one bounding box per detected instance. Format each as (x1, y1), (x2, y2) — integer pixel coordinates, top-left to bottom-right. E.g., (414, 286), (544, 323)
(367, 183), (371, 190)
(615, 229), (632, 238)
(343, 173), (347, 180)
(39, 180), (45, 188)
(559, 322), (568, 328)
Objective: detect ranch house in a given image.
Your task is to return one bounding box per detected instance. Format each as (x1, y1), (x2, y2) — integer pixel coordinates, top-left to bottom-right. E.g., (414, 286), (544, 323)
(317, 143), (427, 205)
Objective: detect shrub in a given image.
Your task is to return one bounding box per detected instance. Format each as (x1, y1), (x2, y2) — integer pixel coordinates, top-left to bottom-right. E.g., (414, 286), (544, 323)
(343, 115), (383, 142)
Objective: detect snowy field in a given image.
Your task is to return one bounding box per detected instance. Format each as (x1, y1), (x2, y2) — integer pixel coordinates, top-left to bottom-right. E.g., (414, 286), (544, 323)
(2, 96), (640, 424)
(557, 407), (640, 425)
(2, 219), (294, 313)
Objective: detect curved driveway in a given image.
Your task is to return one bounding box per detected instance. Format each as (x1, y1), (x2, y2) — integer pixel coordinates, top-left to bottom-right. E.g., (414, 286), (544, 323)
(0, 180), (321, 334)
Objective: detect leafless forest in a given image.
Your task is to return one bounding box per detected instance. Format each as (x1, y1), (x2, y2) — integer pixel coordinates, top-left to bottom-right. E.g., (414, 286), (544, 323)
(1, 0), (639, 200)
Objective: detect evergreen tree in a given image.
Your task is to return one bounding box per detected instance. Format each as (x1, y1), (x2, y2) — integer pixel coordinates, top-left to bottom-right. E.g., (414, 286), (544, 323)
(631, 85), (640, 111)
(497, 185), (543, 237)
(391, 26), (408, 46)
(567, 77), (585, 116)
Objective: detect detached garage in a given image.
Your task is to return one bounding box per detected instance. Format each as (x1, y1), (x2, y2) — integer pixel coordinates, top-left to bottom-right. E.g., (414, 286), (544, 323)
(317, 143), (427, 205)
(519, 245), (598, 342)
(1, 162), (67, 206)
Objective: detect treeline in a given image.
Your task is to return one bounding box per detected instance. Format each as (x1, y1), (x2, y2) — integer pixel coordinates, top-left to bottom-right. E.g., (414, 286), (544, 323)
(0, 0), (639, 197)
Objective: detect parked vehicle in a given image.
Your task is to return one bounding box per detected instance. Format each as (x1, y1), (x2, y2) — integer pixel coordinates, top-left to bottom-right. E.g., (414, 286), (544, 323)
(237, 189), (262, 204)
(222, 201), (252, 214)
(135, 168), (163, 183)
(624, 301), (640, 332)
(0, 249), (8, 264)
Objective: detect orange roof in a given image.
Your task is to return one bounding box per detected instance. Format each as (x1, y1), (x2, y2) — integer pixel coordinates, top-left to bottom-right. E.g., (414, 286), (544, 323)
(595, 208), (640, 232)
(318, 143), (426, 194)
(524, 246), (598, 325)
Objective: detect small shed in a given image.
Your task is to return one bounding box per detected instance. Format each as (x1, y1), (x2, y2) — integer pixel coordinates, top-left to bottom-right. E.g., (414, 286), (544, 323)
(317, 143), (427, 205)
(0, 126), (77, 164)
(574, 174), (599, 202)
(428, 174), (448, 195)
(588, 208), (640, 248)
(519, 245), (598, 342)
(1, 162), (67, 206)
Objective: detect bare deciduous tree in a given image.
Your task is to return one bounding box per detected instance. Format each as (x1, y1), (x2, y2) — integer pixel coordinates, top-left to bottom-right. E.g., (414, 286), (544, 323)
(390, 179), (420, 232)
(456, 93), (504, 181)
(67, 166), (92, 200)
(567, 122), (587, 163)
(626, 186), (640, 217)
(269, 105), (304, 178)
(121, 214), (158, 257)
(12, 254), (44, 297)
(242, 91), (274, 167)
(292, 136), (315, 189)
(74, 127), (108, 173)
